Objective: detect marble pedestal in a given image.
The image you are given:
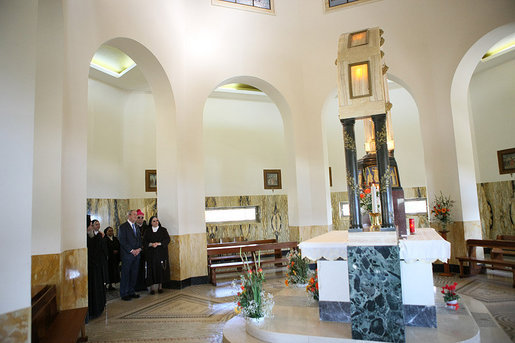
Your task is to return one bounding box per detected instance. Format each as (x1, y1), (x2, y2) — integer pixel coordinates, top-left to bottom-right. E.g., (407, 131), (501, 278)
(300, 229), (450, 334)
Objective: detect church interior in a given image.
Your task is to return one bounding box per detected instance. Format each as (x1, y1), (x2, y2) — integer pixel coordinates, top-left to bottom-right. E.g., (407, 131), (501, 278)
(1, 0), (514, 342)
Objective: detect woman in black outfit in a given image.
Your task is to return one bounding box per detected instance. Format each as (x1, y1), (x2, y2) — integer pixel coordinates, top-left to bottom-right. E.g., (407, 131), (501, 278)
(143, 216), (171, 294)
(103, 226), (121, 290)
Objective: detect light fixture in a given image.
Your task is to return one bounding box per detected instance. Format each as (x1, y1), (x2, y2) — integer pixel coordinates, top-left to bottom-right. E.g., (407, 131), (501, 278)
(90, 45), (136, 78)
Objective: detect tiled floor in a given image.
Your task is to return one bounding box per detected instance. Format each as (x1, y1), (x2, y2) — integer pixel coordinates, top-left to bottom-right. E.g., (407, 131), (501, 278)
(87, 269), (515, 342)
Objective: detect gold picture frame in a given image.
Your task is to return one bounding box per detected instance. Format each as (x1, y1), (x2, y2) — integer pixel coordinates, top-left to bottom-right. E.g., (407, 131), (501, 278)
(497, 148), (515, 175)
(263, 169), (282, 190)
(145, 169), (157, 192)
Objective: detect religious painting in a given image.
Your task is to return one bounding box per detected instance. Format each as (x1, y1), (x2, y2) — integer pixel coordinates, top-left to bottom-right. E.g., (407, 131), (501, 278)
(359, 166), (400, 188)
(497, 148), (515, 174)
(145, 169), (157, 192)
(263, 169), (282, 190)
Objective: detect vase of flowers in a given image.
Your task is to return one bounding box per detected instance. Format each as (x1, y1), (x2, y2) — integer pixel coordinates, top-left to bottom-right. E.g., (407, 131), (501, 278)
(431, 192), (455, 233)
(306, 269), (319, 301)
(442, 282), (460, 310)
(285, 249), (310, 287)
(234, 252), (274, 320)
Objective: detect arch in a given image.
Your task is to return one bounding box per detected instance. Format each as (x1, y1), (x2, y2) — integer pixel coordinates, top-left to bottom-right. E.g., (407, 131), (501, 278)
(88, 37), (179, 233)
(450, 22), (515, 222)
(203, 75), (300, 224)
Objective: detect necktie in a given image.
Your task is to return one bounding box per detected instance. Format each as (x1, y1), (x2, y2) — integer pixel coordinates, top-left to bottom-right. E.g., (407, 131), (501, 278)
(132, 223), (136, 236)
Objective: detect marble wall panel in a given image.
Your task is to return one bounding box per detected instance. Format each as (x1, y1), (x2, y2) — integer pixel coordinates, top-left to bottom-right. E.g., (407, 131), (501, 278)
(32, 250), (87, 311)
(205, 195), (289, 242)
(289, 225), (330, 243)
(32, 253), (60, 287)
(0, 307), (29, 343)
(169, 233), (207, 281)
(60, 248), (88, 310)
(330, 191), (349, 231)
(477, 181), (515, 239)
(87, 198), (157, 234)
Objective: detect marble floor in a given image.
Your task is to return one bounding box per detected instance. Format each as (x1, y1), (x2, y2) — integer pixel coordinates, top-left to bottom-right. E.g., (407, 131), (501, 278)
(86, 269), (515, 343)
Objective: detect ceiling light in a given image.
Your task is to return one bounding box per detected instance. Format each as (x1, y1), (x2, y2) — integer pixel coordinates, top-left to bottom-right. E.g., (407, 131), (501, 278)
(90, 45), (136, 78)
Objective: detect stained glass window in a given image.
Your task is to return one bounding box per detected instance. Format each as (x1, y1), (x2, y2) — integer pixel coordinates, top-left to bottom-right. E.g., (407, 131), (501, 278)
(328, 0), (362, 8)
(218, 0), (271, 10)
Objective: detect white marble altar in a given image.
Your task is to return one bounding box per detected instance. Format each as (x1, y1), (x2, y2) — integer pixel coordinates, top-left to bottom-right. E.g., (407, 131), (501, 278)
(299, 228), (450, 327)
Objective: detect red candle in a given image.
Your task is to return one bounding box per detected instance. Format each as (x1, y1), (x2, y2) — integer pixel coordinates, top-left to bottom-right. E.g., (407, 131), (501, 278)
(409, 218), (415, 234)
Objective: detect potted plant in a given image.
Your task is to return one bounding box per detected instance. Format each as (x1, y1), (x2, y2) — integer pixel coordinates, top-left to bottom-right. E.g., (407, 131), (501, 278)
(234, 252), (274, 322)
(441, 282), (460, 310)
(285, 249), (310, 286)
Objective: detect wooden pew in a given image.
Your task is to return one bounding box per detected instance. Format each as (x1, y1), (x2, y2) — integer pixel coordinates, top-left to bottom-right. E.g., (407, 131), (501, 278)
(457, 239), (515, 287)
(207, 241), (298, 285)
(31, 284), (88, 343)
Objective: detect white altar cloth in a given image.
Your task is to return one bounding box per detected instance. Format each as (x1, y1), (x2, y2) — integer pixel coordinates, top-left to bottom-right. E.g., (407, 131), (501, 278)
(299, 228), (450, 263)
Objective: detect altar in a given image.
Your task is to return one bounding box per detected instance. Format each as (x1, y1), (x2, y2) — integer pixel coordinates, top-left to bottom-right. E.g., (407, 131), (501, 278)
(299, 228), (450, 329)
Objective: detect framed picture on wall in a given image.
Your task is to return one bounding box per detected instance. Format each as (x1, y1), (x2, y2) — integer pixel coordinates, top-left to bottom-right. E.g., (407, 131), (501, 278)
(263, 169), (282, 190)
(145, 169), (157, 192)
(497, 148), (515, 175)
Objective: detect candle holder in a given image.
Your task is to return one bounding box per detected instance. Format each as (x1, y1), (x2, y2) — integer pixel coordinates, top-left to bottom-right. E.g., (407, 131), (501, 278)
(369, 212), (381, 231)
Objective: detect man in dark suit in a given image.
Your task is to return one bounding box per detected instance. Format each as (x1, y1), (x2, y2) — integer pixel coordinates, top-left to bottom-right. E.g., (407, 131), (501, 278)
(119, 209), (142, 301)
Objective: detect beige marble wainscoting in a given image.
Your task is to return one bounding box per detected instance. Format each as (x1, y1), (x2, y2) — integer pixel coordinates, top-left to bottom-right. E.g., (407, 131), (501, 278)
(87, 198), (157, 234)
(32, 253), (60, 287)
(32, 249), (87, 310)
(289, 225), (330, 243)
(205, 194), (289, 242)
(477, 181), (515, 239)
(169, 233), (207, 281)
(60, 248), (88, 310)
(0, 307), (29, 343)
(330, 191), (349, 230)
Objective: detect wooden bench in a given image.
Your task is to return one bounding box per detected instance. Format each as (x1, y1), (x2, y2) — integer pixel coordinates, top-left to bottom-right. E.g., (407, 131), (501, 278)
(207, 241), (298, 285)
(31, 285), (88, 343)
(457, 239), (515, 287)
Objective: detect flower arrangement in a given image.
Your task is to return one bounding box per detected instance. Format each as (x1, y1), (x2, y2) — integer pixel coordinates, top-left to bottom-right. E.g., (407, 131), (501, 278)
(441, 282), (460, 310)
(306, 270), (319, 301)
(359, 187), (372, 213)
(359, 185), (380, 214)
(234, 252), (274, 319)
(431, 192), (455, 231)
(285, 249), (310, 286)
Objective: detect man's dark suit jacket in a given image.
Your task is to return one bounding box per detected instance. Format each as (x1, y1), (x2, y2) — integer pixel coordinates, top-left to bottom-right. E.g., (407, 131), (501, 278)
(119, 221), (142, 261)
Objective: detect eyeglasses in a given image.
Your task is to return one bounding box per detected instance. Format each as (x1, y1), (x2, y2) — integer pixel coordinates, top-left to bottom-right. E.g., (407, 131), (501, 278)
(137, 216), (144, 219)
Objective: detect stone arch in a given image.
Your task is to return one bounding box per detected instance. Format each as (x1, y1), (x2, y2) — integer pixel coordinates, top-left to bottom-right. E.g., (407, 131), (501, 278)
(450, 22), (515, 222)
(203, 76), (300, 225)
(86, 37), (179, 232)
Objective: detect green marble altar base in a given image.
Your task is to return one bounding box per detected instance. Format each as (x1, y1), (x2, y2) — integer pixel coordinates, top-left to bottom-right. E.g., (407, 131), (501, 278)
(348, 245), (405, 343)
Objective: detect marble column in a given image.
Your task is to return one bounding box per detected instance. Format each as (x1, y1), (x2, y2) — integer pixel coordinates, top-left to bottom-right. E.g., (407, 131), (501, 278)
(341, 118), (362, 231)
(372, 114), (395, 231)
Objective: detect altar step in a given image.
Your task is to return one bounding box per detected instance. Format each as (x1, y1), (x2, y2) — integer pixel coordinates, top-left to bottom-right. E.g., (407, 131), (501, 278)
(223, 289), (510, 343)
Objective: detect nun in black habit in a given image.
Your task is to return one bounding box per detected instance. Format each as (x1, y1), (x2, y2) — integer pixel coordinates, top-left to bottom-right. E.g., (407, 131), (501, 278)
(143, 216), (171, 294)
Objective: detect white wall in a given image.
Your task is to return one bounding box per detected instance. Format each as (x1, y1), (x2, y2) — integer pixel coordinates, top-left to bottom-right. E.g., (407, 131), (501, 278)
(203, 92), (287, 196)
(87, 78), (156, 198)
(469, 56), (515, 183)
(0, 0), (37, 315)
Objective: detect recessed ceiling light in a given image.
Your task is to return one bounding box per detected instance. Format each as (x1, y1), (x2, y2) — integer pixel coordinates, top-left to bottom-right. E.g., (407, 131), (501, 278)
(90, 45), (136, 78)
(481, 34), (515, 62)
